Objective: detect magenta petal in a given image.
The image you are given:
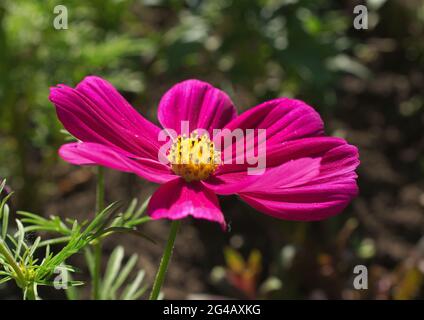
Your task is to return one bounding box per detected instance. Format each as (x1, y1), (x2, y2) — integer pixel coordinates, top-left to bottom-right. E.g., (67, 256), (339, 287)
(59, 142), (175, 184)
(50, 76), (162, 159)
(208, 98), (325, 194)
(240, 157), (322, 193)
(147, 178), (226, 229)
(157, 79), (237, 134)
(216, 98), (324, 166)
(239, 193), (355, 221)
(238, 140), (359, 221)
(219, 98), (324, 145)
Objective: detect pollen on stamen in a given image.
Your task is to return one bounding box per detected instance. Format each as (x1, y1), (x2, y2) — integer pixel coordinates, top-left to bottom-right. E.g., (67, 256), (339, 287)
(167, 131), (221, 182)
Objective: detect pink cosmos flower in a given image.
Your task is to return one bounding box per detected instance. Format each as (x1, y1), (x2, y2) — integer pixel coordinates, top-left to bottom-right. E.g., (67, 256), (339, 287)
(49, 76), (359, 230)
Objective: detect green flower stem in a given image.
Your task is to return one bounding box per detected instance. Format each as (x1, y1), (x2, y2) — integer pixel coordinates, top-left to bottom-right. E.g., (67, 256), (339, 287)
(92, 166), (105, 300)
(25, 284), (37, 300)
(149, 220), (181, 300)
(92, 242), (102, 299)
(0, 238), (25, 288)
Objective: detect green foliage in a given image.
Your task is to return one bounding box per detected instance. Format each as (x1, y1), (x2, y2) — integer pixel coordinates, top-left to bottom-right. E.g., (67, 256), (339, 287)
(95, 246), (148, 300)
(0, 180), (152, 300)
(18, 197), (153, 246)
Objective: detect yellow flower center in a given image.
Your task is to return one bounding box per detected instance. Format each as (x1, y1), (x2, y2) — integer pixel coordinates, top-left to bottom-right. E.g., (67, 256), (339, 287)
(168, 131), (221, 182)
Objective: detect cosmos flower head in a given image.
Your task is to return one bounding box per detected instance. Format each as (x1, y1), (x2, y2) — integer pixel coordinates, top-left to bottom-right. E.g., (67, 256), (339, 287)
(49, 76), (359, 230)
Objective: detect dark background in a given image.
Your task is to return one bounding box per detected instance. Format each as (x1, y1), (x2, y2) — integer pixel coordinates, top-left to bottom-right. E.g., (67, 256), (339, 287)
(0, 0), (423, 299)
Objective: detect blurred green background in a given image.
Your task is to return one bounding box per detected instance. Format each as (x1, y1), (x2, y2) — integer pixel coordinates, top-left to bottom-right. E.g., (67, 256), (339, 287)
(1, 0), (424, 299)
